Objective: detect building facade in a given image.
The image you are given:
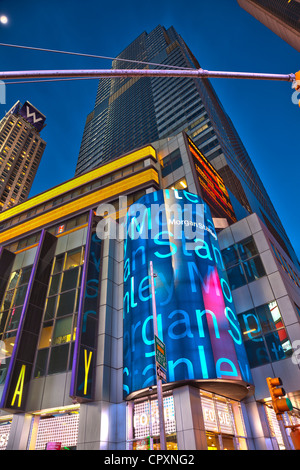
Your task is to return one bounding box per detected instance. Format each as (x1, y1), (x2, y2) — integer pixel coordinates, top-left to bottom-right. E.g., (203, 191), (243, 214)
(0, 101), (46, 212)
(0, 134), (299, 450)
(237, 0), (300, 52)
(75, 25), (298, 272)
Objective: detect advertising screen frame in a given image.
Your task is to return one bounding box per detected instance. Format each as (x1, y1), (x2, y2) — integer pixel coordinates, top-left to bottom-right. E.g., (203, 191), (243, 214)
(123, 189), (252, 400)
(185, 134), (237, 224)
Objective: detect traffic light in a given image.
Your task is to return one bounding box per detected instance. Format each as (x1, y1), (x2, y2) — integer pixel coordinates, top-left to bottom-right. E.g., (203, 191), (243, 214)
(294, 70), (300, 90)
(292, 71), (300, 108)
(266, 377), (293, 417)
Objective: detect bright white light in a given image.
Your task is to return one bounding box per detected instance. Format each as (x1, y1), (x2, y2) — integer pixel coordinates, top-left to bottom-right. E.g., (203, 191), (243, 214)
(0, 15), (8, 24)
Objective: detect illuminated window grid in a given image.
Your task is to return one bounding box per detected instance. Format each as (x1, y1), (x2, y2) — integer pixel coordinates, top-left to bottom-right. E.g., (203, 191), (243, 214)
(0, 168), (159, 245)
(34, 246), (85, 376)
(133, 395), (176, 440)
(0, 145), (157, 225)
(0, 265), (32, 358)
(33, 412), (80, 450)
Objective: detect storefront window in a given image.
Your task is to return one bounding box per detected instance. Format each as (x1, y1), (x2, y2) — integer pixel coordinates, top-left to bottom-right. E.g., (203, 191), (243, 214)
(201, 391), (247, 450)
(129, 391), (247, 450)
(130, 394), (177, 450)
(27, 406), (80, 450)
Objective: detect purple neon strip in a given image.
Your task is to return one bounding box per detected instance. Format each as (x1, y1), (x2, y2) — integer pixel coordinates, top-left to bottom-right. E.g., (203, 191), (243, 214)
(69, 209), (94, 397)
(0, 230), (46, 408)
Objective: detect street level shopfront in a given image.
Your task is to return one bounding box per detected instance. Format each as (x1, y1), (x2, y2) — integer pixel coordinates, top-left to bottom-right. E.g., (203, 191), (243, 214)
(127, 390), (248, 451)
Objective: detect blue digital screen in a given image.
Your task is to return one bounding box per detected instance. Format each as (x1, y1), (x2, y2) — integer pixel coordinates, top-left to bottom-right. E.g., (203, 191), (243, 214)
(123, 189), (252, 397)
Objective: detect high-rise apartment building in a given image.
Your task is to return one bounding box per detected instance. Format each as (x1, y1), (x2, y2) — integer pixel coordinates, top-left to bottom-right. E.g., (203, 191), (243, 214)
(76, 25), (298, 268)
(0, 101), (46, 211)
(237, 0), (300, 52)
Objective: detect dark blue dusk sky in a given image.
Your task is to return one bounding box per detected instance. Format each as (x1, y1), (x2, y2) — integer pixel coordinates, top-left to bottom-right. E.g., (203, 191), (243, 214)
(0, 0), (299, 258)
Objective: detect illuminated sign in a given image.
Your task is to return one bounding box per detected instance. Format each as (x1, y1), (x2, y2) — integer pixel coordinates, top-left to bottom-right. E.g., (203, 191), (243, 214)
(70, 210), (102, 402)
(186, 135), (236, 224)
(46, 442), (62, 450)
(19, 101), (46, 132)
(123, 190), (252, 397)
(56, 225), (65, 235)
(0, 168), (159, 244)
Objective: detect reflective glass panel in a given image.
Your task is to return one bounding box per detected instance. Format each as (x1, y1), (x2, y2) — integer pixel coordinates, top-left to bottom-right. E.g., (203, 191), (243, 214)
(52, 316), (73, 345)
(48, 273), (61, 296)
(242, 257), (265, 282)
(256, 301), (282, 333)
(265, 331), (292, 362)
(44, 296), (57, 321)
(221, 245), (239, 269)
(61, 267), (79, 292)
(238, 238), (258, 260)
(238, 310), (262, 340)
(48, 343), (69, 374)
(7, 271), (20, 290)
(53, 254), (64, 274)
(33, 348), (49, 378)
(65, 249), (82, 270)
(56, 290), (76, 317)
(226, 264), (246, 290)
(243, 336), (269, 368)
(38, 321), (53, 349)
(5, 306), (23, 331)
(12, 285), (27, 307)
(19, 266), (32, 285)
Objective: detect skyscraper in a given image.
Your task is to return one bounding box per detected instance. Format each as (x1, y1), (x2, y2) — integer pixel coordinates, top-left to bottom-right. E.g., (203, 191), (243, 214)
(76, 25), (298, 267)
(237, 0), (300, 52)
(0, 26), (300, 452)
(0, 101), (46, 211)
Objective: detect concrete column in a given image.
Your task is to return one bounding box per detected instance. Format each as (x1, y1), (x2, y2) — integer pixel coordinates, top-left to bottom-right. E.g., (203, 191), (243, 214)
(76, 401), (126, 450)
(6, 413), (33, 450)
(77, 234), (127, 450)
(243, 397), (279, 450)
(173, 385), (207, 450)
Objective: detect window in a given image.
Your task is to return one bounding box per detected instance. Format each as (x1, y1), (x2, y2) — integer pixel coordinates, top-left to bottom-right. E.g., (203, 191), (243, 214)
(221, 237), (265, 290)
(270, 241), (300, 288)
(238, 301), (293, 368)
(0, 266), (32, 377)
(161, 149), (182, 177)
(201, 391), (247, 450)
(131, 394), (177, 450)
(295, 303), (300, 319)
(167, 178), (188, 191)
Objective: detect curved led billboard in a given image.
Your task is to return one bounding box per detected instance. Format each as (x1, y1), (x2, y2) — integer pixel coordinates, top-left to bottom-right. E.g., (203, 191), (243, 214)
(123, 189), (252, 397)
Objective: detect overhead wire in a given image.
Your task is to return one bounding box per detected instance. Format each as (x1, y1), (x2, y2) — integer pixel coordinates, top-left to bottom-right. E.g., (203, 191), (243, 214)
(0, 42), (195, 71)
(4, 77), (99, 85)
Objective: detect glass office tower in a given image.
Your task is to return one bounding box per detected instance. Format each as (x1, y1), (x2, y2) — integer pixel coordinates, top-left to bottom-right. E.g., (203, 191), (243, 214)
(237, 0), (300, 52)
(75, 25), (298, 267)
